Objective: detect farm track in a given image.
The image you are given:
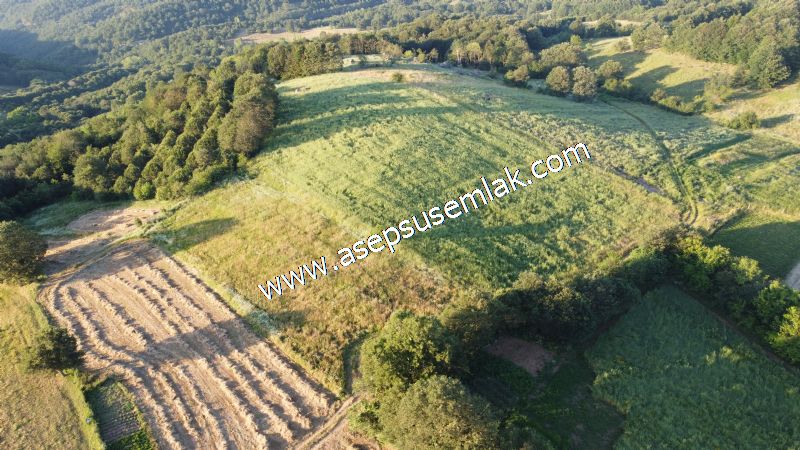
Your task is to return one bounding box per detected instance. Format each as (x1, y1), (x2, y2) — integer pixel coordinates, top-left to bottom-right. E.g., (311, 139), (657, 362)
(599, 98), (699, 226)
(38, 208), (336, 449)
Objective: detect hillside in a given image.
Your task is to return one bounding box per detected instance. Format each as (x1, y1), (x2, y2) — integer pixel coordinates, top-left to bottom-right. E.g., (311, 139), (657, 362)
(155, 65), (689, 389)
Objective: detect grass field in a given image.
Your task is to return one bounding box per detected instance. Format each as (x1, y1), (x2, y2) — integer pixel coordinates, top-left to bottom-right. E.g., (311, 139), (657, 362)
(587, 285), (800, 448)
(157, 66), (686, 389)
(588, 37), (736, 101)
(712, 210), (800, 278)
(0, 283), (103, 449)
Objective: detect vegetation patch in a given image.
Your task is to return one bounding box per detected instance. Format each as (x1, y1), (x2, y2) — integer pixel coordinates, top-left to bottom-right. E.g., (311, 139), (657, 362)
(86, 379), (152, 449)
(587, 285), (800, 448)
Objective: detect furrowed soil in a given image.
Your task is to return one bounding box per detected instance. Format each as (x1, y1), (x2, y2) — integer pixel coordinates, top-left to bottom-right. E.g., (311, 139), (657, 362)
(39, 207), (336, 449)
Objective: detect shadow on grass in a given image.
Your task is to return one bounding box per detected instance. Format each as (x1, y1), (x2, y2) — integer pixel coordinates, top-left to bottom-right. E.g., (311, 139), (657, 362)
(155, 218), (239, 253)
(713, 218), (800, 278)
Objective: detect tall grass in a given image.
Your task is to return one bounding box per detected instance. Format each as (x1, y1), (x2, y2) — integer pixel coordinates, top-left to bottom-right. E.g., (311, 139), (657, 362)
(588, 286), (800, 448)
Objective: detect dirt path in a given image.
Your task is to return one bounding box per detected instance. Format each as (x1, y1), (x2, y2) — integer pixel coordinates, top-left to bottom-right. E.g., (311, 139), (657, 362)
(38, 207), (336, 449)
(786, 261), (800, 290)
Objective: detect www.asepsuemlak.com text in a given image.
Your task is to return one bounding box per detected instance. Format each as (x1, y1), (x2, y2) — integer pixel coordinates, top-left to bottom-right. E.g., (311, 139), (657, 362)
(258, 143), (592, 300)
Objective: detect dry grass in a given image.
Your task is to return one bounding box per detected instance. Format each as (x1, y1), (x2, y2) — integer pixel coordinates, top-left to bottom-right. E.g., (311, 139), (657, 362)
(238, 27), (360, 45)
(0, 283), (103, 450)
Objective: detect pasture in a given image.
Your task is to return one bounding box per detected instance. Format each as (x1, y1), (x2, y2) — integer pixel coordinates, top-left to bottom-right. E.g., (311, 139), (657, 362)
(587, 37), (736, 101)
(158, 66), (684, 390)
(587, 286), (800, 448)
(238, 27), (360, 44)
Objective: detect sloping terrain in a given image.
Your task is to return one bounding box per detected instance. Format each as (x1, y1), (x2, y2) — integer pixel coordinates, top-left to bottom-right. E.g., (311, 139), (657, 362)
(39, 207), (335, 449)
(158, 66), (686, 388)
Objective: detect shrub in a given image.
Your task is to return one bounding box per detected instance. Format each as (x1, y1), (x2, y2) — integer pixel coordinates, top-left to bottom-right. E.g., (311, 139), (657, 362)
(597, 60), (624, 81)
(726, 112), (760, 130)
(0, 220), (47, 281)
(380, 375), (500, 450)
(28, 326), (84, 371)
(771, 307), (800, 363)
(545, 66), (571, 95)
(390, 72), (405, 83)
(631, 22), (667, 50)
(504, 65), (530, 87)
(614, 38), (632, 52)
(571, 66), (598, 100)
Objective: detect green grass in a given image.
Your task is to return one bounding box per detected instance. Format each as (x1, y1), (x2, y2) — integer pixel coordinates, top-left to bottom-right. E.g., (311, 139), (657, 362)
(588, 37), (736, 101)
(0, 283), (103, 449)
(86, 379), (153, 449)
(712, 210), (800, 278)
(470, 349), (623, 449)
(587, 285), (800, 449)
(158, 66), (684, 389)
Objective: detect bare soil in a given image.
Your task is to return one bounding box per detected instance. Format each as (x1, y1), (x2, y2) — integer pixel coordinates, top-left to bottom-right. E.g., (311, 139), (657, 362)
(486, 336), (554, 377)
(39, 207), (336, 449)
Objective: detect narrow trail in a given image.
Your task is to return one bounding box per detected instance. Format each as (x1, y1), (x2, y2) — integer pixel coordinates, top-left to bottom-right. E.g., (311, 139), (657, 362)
(599, 97), (699, 226)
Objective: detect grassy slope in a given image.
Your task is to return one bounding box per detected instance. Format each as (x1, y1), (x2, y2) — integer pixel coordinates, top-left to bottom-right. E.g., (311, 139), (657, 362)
(587, 37), (736, 100)
(0, 283), (103, 449)
(585, 40), (800, 273)
(158, 66), (682, 390)
(587, 285), (800, 448)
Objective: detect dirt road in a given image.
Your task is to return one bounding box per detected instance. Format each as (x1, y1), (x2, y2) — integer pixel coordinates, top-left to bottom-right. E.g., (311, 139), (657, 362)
(39, 207), (335, 449)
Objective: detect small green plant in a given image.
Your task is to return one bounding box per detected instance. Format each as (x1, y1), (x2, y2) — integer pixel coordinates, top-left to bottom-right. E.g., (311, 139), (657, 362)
(726, 111), (760, 130)
(390, 72), (405, 83)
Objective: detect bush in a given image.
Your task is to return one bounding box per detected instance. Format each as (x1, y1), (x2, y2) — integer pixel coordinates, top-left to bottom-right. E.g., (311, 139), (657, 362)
(503, 65), (530, 87)
(0, 220), (47, 281)
(597, 60), (624, 81)
(390, 72), (405, 83)
(726, 112), (760, 130)
(28, 326), (84, 371)
(545, 66), (571, 96)
(380, 375), (500, 449)
(571, 66), (597, 100)
(360, 310), (463, 396)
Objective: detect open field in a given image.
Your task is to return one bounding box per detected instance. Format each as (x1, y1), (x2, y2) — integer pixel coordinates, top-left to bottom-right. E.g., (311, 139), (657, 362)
(712, 210), (800, 279)
(0, 283), (103, 450)
(238, 27), (360, 44)
(588, 37), (736, 101)
(588, 38), (799, 142)
(588, 286), (800, 448)
(158, 65), (687, 388)
(40, 207), (336, 449)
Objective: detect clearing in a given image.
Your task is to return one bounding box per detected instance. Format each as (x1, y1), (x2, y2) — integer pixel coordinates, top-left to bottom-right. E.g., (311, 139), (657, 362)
(39, 206), (336, 449)
(238, 27), (360, 44)
(485, 336), (553, 376)
(588, 285), (800, 447)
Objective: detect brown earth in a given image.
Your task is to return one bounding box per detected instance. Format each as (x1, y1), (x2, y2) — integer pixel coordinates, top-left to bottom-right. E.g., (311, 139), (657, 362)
(39, 207), (337, 449)
(486, 336), (554, 376)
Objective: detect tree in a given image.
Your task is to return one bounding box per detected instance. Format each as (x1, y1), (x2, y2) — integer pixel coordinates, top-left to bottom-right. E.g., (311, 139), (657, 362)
(380, 375), (500, 450)
(597, 60), (624, 81)
(631, 22), (667, 50)
(545, 66), (571, 95)
(771, 307), (800, 363)
(571, 66), (598, 100)
(748, 41), (790, 88)
(726, 112), (760, 130)
(360, 310), (462, 396)
(504, 65), (529, 87)
(29, 326), (83, 370)
(754, 281), (800, 332)
(0, 221), (47, 281)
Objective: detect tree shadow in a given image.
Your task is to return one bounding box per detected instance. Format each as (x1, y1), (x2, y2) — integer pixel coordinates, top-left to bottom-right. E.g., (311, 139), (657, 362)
(761, 114), (795, 129)
(713, 219), (800, 278)
(154, 218), (239, 253)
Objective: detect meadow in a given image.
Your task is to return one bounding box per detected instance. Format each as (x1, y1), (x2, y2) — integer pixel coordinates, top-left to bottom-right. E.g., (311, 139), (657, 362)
(587, 285), (800, 448)
(157, 66), (683, 390)
(0, 283), (103, 449)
